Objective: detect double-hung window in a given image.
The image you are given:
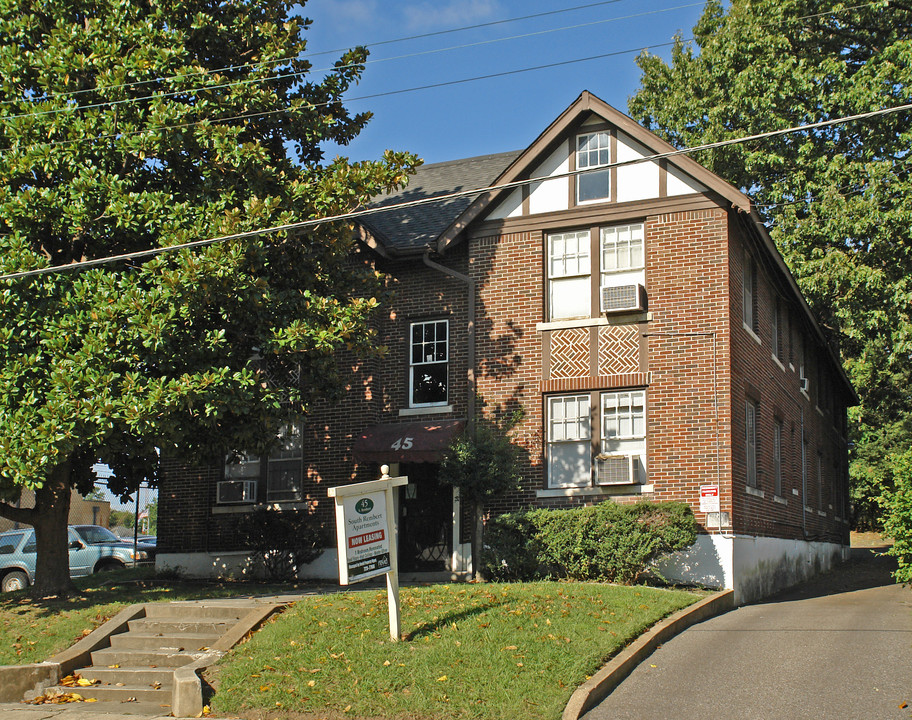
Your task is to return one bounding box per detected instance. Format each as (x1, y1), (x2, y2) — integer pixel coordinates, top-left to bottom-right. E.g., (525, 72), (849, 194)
(773, 419), (783, 496)
(745, 401), (758, 488)
(576, 131), (611, 203)
(547, 391), (647, 489)
(548, 230), (591, 321)
(598, 390), (646, 485)
(600, 223), (645, 311)
(410, 320), (448, 407)
(743, 253), (758, 335)
(266, 423), (304, 502)
(220, 422), (305, 504)
(547, 395), (592, 488)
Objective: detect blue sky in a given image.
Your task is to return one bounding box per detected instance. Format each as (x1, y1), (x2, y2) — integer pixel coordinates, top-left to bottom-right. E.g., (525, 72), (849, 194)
(302, 0), (710, 165)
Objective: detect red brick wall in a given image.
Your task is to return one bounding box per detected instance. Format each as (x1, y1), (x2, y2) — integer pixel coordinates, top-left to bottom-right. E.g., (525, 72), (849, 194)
(645, 208), (733, 530)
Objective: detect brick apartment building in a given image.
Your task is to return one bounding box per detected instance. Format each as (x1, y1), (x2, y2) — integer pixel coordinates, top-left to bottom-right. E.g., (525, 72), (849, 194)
(157, 92), (855, 603)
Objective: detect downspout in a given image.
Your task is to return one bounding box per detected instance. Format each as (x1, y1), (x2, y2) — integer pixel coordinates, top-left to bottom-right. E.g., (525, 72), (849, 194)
(422, 246), (475, 431)
(422, 246), (477, 578)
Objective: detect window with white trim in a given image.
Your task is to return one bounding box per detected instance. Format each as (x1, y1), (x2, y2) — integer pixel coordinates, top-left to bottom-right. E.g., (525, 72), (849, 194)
(745, 400), (758, 488)
(548, 230), (591, 321)
(598, 390), (646, 486)
(743, 253), (758, 335)
(547, 394), (591, 488)
(546, 391), (647, 489)
(600, 224), (645, 311)
(220, 422), (304, 504)
(773, 418), (783, 496)
(576, 131), (610, 203)
(409, 320), (448, 407)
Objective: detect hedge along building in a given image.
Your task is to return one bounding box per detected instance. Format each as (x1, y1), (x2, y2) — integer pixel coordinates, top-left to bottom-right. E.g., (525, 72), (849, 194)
(156, 92), (856, 603)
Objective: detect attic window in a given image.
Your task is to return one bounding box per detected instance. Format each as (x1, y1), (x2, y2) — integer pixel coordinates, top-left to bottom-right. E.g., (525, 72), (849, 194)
(576, 131), (610, 203)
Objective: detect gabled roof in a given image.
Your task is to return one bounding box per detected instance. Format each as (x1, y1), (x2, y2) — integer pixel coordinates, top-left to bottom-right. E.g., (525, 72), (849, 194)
(435, 90), (753, 252)
(357, 91), (752, 257)
(357, 150), (521, 256)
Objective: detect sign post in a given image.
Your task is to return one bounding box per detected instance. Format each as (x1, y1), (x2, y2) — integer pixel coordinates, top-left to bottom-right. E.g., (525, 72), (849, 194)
(328, 465), (408, 640)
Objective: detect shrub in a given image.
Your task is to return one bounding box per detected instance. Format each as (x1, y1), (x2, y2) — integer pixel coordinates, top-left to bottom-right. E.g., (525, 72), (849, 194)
(480, 512), (541, 581)
(483, 500), (697, 584)
(236, 507), (324, 581)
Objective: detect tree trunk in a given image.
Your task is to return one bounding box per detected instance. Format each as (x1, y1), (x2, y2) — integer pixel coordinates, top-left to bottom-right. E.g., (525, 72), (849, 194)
(32, 461), (75, 596)
(471, 498), (485, 582)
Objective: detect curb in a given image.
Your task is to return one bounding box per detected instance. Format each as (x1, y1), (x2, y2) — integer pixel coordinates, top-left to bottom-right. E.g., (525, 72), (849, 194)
(562, 589), (735, 720)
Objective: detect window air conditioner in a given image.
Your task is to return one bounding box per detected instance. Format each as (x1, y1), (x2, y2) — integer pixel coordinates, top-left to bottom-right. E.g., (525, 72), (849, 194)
(602, 284), (647, 314)
(217, 479), (257, 504)
(799, 376), (809, 393)
(595, 454), (640, 485)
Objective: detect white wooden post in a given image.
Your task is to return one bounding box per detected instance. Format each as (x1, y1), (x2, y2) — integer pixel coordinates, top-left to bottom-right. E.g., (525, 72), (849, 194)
(328, 466), (408, 641)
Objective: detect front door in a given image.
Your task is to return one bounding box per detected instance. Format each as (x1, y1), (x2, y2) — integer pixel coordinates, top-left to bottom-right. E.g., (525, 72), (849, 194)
(398, 464), (452, 572)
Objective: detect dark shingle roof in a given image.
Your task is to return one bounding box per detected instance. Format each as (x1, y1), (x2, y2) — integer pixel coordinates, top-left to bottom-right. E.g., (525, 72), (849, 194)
(360, 150), (521, 254)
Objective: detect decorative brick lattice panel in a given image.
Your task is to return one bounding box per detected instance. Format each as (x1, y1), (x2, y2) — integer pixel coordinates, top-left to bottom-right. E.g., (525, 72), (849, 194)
(598, 326), (639, 375)
(550, 328), (590, 378)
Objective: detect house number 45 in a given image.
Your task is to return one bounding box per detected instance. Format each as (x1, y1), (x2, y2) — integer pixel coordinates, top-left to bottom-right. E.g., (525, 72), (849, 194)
(390, 436), (414, 450)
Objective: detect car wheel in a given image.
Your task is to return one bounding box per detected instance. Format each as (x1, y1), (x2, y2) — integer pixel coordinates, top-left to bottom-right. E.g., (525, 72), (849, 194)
(96, 560), (125, 573)
(2, 570), (28, 592)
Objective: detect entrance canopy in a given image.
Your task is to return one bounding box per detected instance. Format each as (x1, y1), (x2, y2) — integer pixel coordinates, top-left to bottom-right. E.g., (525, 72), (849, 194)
(353, 419), (465, 463)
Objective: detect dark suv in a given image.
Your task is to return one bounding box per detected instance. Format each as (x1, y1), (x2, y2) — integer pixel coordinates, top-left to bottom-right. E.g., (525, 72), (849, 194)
(0, 524), (156, 592)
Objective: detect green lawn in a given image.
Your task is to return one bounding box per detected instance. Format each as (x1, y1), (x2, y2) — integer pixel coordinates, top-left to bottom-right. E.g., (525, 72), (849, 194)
(0, 568), (294, 666)
(210, 582), (702, 720)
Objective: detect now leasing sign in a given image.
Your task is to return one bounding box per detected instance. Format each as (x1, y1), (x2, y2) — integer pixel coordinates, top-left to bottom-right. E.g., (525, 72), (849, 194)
(341, 491), (391, 583)
(329, 469), (408, 640)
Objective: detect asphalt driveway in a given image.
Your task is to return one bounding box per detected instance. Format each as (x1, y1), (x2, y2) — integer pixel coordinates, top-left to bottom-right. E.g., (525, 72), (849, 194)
(583, 547), (912, 720)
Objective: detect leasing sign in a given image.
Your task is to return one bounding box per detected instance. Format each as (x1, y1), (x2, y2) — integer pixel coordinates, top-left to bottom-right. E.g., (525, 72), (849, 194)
(340, 491), (391, 583)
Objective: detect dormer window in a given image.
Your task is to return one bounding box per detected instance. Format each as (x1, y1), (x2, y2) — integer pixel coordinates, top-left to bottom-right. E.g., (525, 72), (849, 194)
(576, 131), (610, 203)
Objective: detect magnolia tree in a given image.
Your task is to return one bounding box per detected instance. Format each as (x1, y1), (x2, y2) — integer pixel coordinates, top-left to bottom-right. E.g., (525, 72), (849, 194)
(629, 0), (912, 531)
(0, 0), (417, 595)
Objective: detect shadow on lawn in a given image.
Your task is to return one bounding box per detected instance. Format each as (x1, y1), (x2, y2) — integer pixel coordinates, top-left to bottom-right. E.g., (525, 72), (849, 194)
(404, 598), (509, 641)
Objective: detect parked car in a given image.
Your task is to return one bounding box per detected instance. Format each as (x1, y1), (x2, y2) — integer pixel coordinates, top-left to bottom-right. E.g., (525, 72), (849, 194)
(0, 524), (156, 592)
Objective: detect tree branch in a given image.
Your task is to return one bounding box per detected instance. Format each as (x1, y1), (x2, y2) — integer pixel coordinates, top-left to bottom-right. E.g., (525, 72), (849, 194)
(0, 501), (36, 525)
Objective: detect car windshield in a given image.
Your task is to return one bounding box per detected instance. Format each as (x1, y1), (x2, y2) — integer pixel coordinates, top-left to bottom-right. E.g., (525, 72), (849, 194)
(75, 526), (122, 544)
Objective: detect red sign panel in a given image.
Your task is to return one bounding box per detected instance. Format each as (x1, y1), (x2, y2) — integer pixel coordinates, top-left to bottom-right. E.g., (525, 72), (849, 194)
(348, 529), (385, 549)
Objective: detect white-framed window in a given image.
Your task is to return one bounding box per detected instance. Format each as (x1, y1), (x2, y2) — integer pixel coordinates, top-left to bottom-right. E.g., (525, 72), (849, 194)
(266, 423), (304, 502)
(547, 390), (647, 489)
(772, 297), (784, 362)
(548, 230), (591, 321)
(743, 253), (758, 335)
(773, 418), (783, 496)
(220, 422), (304, 504)
(745, 400), (758, 487)
(576, 131), (610, 203)
(409, 320), (449, 407)
(547, 394), (591, 488)
(598, 390), (646, 485)
(600, 223), (645, 311)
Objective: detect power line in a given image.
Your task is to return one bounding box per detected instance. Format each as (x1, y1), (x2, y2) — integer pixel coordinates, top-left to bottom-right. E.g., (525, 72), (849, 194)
(1, 2), (705, 124)
(0, 0), (881, 128)
(0, 0), (631, 110)
(0, 38), (685, 157)
(2, 100), (909, 282)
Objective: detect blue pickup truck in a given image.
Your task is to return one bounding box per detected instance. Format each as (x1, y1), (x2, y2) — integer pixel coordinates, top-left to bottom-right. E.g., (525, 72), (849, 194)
(0, 524), (156, 592)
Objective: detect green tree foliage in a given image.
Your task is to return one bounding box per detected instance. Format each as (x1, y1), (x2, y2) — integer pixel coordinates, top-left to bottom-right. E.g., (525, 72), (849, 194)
(0, 0), (417, 594)
(628, 0), (912, 529)
(438, 410), (524, 581)
(881, 451), (912, 582)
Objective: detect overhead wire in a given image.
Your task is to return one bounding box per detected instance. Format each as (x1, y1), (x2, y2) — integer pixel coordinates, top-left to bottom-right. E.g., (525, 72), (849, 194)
(0, 0), (882, 128)
(0, 0), (632, 110)
(0, 2), (707, 124)
(1, 99), (909, 282)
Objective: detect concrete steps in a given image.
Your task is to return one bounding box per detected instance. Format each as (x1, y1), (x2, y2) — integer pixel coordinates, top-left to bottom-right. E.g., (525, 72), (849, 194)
(33, 600), (276, 713)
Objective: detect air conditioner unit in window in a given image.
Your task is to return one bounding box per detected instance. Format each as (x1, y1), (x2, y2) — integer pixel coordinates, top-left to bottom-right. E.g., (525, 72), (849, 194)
(799, 376), (809, 393)
(217, 479), (257, 504)
(595, 454), (640, 485)
(602, 284), (647, 314)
